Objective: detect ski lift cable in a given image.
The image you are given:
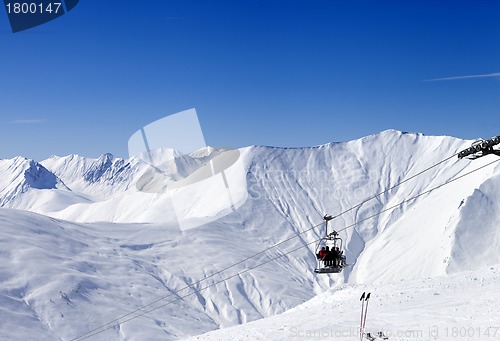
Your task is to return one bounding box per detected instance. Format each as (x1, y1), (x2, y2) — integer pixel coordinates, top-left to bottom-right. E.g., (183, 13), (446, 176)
(70, 151), (461, 340)
(74, 154), (460, 339)
(328, 153), (458, 221)
(70, 153), (488, 341)
(70, 222), (324, 341)
(295, 152), (457, 237)
(336, 157), (500, 233)
(72, 156), (499, 341)
(73, 238), (319, 341)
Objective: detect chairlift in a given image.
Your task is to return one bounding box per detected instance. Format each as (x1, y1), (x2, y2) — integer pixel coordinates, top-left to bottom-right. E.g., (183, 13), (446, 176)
(458, 136), (500, 160)
(314, 215), (347, 274)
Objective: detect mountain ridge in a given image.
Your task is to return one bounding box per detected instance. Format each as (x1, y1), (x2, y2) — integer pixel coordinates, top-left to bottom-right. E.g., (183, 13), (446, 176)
(0, 130), (499, 340)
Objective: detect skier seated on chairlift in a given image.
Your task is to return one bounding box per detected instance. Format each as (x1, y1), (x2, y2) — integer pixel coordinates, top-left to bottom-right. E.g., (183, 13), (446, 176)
(317, 246), (328, 260)
(336, 247), (346, 267)
(333, 247), (341, 267)
(324, 247), (341, 267)
(323, 246), (335, 267)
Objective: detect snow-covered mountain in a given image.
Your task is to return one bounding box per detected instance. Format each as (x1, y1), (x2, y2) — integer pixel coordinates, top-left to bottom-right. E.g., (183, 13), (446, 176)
(0, 157), (69, 208)
(0, 130), (499, 340)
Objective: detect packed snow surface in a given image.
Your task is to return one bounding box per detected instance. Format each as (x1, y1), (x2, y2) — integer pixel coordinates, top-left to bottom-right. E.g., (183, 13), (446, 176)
(0, 130), (499, 340)
(183, 265), (500, 341)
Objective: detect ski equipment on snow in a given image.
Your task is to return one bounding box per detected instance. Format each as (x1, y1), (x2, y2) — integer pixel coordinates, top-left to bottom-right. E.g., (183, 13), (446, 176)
(359, 292), (366, 341)
(360, 292), (371, 341)
(377, 331), (389, 340)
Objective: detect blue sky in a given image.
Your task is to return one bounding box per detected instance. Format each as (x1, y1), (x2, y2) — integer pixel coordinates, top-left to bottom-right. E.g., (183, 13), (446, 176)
(1, 1), (499, 160)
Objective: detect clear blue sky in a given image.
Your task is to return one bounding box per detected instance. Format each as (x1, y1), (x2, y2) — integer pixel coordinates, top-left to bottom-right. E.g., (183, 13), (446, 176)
(1, 1), (499, 160)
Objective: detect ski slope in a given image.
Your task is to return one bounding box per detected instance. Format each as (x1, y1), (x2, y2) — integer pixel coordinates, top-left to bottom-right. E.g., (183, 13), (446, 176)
(0, 130), (499, 340)
(183, 264), (500, 341)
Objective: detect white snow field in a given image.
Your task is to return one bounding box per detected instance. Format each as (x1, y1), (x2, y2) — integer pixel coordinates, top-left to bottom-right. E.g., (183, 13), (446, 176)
(184, 265), (500, 341)
(0, 130), (499, 340)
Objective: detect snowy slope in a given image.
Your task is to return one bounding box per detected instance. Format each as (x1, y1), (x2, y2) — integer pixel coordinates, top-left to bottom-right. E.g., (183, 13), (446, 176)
(0, 130), (499, 340)
(183, 265), (500, 341)
(0, 208), (328, 341)
(448, 168), (500, 272)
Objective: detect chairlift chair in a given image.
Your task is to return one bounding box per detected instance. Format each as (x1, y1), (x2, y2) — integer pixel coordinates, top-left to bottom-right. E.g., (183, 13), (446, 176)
(314, 215), (347, 274)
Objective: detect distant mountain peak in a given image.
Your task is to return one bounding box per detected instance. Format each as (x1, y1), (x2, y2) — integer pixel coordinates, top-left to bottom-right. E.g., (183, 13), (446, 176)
(23, 160), (59, 190)
(100, 153), (114, 161)
(83, 153), (115, 183)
